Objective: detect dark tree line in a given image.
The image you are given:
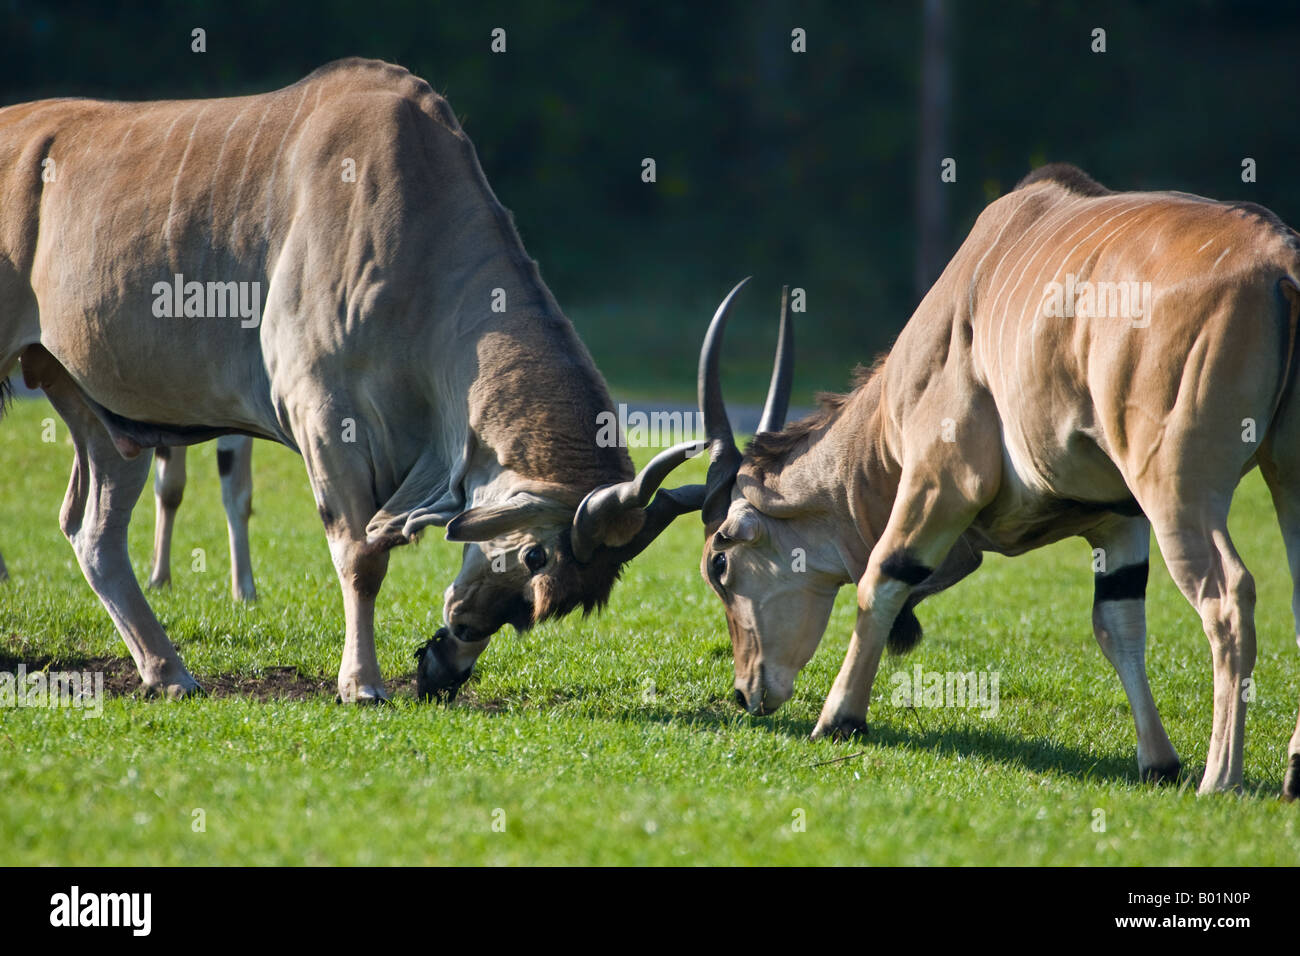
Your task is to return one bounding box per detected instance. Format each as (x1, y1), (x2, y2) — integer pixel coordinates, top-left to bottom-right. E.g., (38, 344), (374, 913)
(3, 0), (1298, 396)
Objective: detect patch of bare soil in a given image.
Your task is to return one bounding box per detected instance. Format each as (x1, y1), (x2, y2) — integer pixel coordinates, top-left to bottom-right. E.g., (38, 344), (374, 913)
(0, 652), (142, 696)
(0, 651), (424, 702)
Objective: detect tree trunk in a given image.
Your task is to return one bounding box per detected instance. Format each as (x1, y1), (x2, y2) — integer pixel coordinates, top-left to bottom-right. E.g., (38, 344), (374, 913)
(915, 0), (951, 299)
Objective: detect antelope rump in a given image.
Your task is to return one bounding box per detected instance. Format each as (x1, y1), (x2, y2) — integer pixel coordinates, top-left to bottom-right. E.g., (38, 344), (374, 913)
(0, 58), (706, 703)
(697, 165), (1300, 798)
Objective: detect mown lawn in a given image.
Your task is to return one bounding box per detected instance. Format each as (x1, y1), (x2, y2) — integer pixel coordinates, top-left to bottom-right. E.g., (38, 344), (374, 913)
(1, 396), (1297, 864)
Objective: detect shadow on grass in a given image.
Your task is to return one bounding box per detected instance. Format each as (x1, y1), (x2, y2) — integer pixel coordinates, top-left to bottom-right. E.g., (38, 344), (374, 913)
(5, 648), (1281, 798)
(607, 698), (1286, 796)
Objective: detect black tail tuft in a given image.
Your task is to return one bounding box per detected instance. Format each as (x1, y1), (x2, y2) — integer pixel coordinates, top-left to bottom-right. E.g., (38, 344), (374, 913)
(0, 375), (13, 423)
(1284, 753), (1300, 802)
(886, 603), (924, 655)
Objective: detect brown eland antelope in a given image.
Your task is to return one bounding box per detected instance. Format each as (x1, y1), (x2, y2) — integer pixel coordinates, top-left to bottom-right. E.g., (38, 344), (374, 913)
(148, 436), (257, 601)
(697, 165), (1300, 797)
(0, 398), (255, 598)
(0, 58), (704, 703)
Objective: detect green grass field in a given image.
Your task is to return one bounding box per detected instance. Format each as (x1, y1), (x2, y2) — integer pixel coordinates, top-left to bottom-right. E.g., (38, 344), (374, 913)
(1, 396), (1298, 865)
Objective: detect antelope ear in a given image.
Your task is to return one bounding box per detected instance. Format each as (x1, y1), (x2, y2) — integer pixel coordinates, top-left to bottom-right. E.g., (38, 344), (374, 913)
(445, 493), (566, 542)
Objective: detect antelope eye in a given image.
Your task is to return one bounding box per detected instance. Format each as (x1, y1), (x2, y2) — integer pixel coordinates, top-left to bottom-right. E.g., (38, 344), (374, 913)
(524, 545), (547, 573)
(710, 551), (728, 580)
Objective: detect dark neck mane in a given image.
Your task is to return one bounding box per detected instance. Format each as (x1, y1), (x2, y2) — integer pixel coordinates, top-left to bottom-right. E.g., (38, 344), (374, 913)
(746, 357), (885, 476)
(473, 312), (633, 494)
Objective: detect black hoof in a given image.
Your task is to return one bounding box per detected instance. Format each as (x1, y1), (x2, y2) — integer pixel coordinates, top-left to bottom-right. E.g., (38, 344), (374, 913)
(334, 693), (390, 705)
(817, 718), (868, 743)
(414, 628), (472, 704)
(1283, 754), (1300, 802)
(1140, 760), (1182, 785)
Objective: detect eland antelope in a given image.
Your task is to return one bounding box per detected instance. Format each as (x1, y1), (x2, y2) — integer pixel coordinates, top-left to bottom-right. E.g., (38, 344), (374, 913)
(0, 58), (704, 703)
(697, 165), (1300, 797)
(148, 436), (257, 601)
(0, 397), (256, 599)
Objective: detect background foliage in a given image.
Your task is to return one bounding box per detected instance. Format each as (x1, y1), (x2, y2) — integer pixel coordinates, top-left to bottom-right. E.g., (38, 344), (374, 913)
(5, 0), (1299, 398)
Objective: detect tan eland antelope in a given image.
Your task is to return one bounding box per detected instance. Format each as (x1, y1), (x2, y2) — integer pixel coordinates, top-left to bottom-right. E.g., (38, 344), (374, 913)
(0, 59), (705, 703)
(148, 436), (257, 601)
(697, 165), (1300, 797)
(0, 393), (255, 598)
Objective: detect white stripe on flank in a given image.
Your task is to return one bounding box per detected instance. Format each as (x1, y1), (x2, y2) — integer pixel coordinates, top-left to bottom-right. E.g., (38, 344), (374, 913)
(209, 106), (249, 227)
(118, 115), (141, 151)
(999, 205), (1089, 388)
(986, 198), (1092, 329)
(263, 87), (311, 234)
(996, 196), (1106, 386)
(991, 197), (1147, 397)
(983, 197), (1075, 320)
(1117, 208), (1175, 303)
(988, 195), (1101, 395)
(163, 105), (209, 262)
(976, 194), (1086, 385)
(1019, 203), (1152, 375)
(1211, 246), (1233, 272)
(229, 104), (273, 246)
(152, 111), (186, 178)
(281, 85), (327, 208)
(967, 191), (1038, 376)
(198, 106), (249, 279)
(1021, 202), (1155, 373)
(90, 114), (145, 273)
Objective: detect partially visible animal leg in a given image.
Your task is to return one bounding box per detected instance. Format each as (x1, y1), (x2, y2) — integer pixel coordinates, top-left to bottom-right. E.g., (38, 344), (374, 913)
(1146, 501), (1254, 795)
(292, 412), (391, 703)
(217, 435), (256, 601)
(328, 534), (390, 703)
(812, 472), (984, 741)
(147, 446), (187, 589)
(39, 362), (200, 697)
(1, 358), (17, 582)
(1084, 514), (1180, 783)
(812, 380), (1001, 742)
(888, 535), (983, 655)
(1258, 456), (1300, 800)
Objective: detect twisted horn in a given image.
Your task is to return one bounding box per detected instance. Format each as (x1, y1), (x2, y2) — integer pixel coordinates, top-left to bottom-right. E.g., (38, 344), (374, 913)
(570, 440), (706, 562)
(700, 278), (748, 525)
(757, 285), (794, 435)
(603, 483), (707, 564)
